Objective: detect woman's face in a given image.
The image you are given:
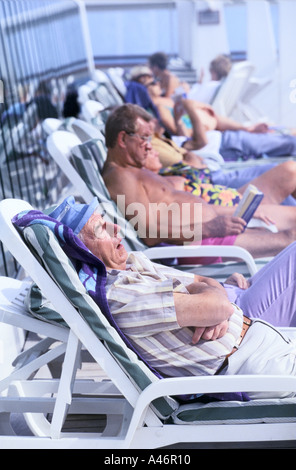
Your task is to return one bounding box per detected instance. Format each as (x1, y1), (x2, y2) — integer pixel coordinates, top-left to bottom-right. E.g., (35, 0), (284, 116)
(144, 148), (162, 173)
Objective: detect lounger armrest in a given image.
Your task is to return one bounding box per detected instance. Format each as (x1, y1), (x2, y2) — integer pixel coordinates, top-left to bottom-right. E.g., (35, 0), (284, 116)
(141, 374), (296, 399)
(143, 245), (258, 275)
(126, 374), (296, 444)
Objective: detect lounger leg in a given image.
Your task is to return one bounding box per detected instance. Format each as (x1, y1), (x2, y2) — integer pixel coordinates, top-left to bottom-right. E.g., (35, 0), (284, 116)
(0, 412), (16, 436)
(50, 330), (82, 439)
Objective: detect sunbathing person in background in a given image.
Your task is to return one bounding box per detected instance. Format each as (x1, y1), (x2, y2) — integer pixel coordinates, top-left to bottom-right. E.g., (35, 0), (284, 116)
(41, 195), (296, 400)
(147, 79), (296, 160)
(188, 54), (232, 104)
(150, 117), (296, 207)
(148, 51), (190, 98)
(124, 65), (160, 119)
(145, 146), (296, 208)
(101, 103), (296, 262)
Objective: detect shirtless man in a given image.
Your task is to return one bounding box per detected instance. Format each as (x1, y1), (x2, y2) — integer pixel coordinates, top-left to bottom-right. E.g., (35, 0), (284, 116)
(102, 103), (296, 259)
(148, 51), (190, 98)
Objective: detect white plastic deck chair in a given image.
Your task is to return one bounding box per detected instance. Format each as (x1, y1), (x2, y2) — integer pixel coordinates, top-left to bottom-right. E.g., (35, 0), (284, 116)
(81, 99), (104, 122)
(0, 198), (142, 446)
(0, 198), (296, 448)
(42, 118), (63, 136)
(71, 118), (105, 143)
(92, 69), (124, 107)
(42, 116), (105, 144)
(77, 80), (98, 105)
(80, 100), (107, 133)
(46, 130), (258, 278)
(46, 131), (94, 204)
(236, 75), (273, 123)
(0, 273), (77, 439)
(107, 67), (127, 98)
(211, 61), (255, 118)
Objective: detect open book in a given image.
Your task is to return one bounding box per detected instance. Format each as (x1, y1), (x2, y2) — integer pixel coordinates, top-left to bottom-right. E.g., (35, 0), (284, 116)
(234, 184), (278, 233)
(233, 184), (263, 223)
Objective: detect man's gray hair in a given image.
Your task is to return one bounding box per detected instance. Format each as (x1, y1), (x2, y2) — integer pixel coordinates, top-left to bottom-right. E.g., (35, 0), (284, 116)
(105, 103), (153, 149)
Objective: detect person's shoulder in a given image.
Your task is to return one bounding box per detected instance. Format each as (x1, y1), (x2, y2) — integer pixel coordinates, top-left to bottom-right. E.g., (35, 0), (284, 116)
(102, 161), (121, 185)
(104, 162), (140, 186)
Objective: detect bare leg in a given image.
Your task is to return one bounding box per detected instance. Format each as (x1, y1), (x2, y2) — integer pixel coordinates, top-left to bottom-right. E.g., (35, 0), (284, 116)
(215, 114), (247, 132)
(180, 99), (211, 150)
(238, 161), (296, 204)
(252, 203), (296, 230)
(235, 227), (296, 258)
(215, 114), (268, 133)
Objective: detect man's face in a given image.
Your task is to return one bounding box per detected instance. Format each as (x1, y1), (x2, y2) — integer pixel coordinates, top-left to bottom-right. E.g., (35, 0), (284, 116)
(80, 212), (128, 270)
(150, 64), (161, 78)
(124, 117), (153, 168)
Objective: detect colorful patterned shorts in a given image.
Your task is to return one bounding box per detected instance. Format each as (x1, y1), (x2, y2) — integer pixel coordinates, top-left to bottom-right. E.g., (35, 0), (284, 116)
(159, 162), (242, 206)
(159, 163), (212, 184)
(184, 180), (241, 206)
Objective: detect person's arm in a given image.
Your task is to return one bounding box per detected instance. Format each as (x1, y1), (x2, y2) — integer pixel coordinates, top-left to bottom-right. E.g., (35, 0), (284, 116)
(163, 71), (181, 98)
(224, 272), (250, 289)
(173, 281), (234, 329)
(157, 102), (179, 135)
(174, 279), (235, 344)
(201, 205), (247, 237)
(189, 276), (232, 343)
(202, 214), (246, 239)
(183, 151), (207, 169)
(193, 274), (227, 291)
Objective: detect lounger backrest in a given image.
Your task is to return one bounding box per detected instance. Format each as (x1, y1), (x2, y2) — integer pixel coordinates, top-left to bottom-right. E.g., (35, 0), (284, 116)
(211, 61), (255, 116)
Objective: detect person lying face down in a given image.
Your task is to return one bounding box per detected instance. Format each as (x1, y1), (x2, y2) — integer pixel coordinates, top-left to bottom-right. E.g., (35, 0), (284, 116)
(49, 196), (296, 400)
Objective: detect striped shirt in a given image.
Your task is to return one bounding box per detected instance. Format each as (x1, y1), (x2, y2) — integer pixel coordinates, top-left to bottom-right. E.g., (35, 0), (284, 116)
(106, 252), (243, 377)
